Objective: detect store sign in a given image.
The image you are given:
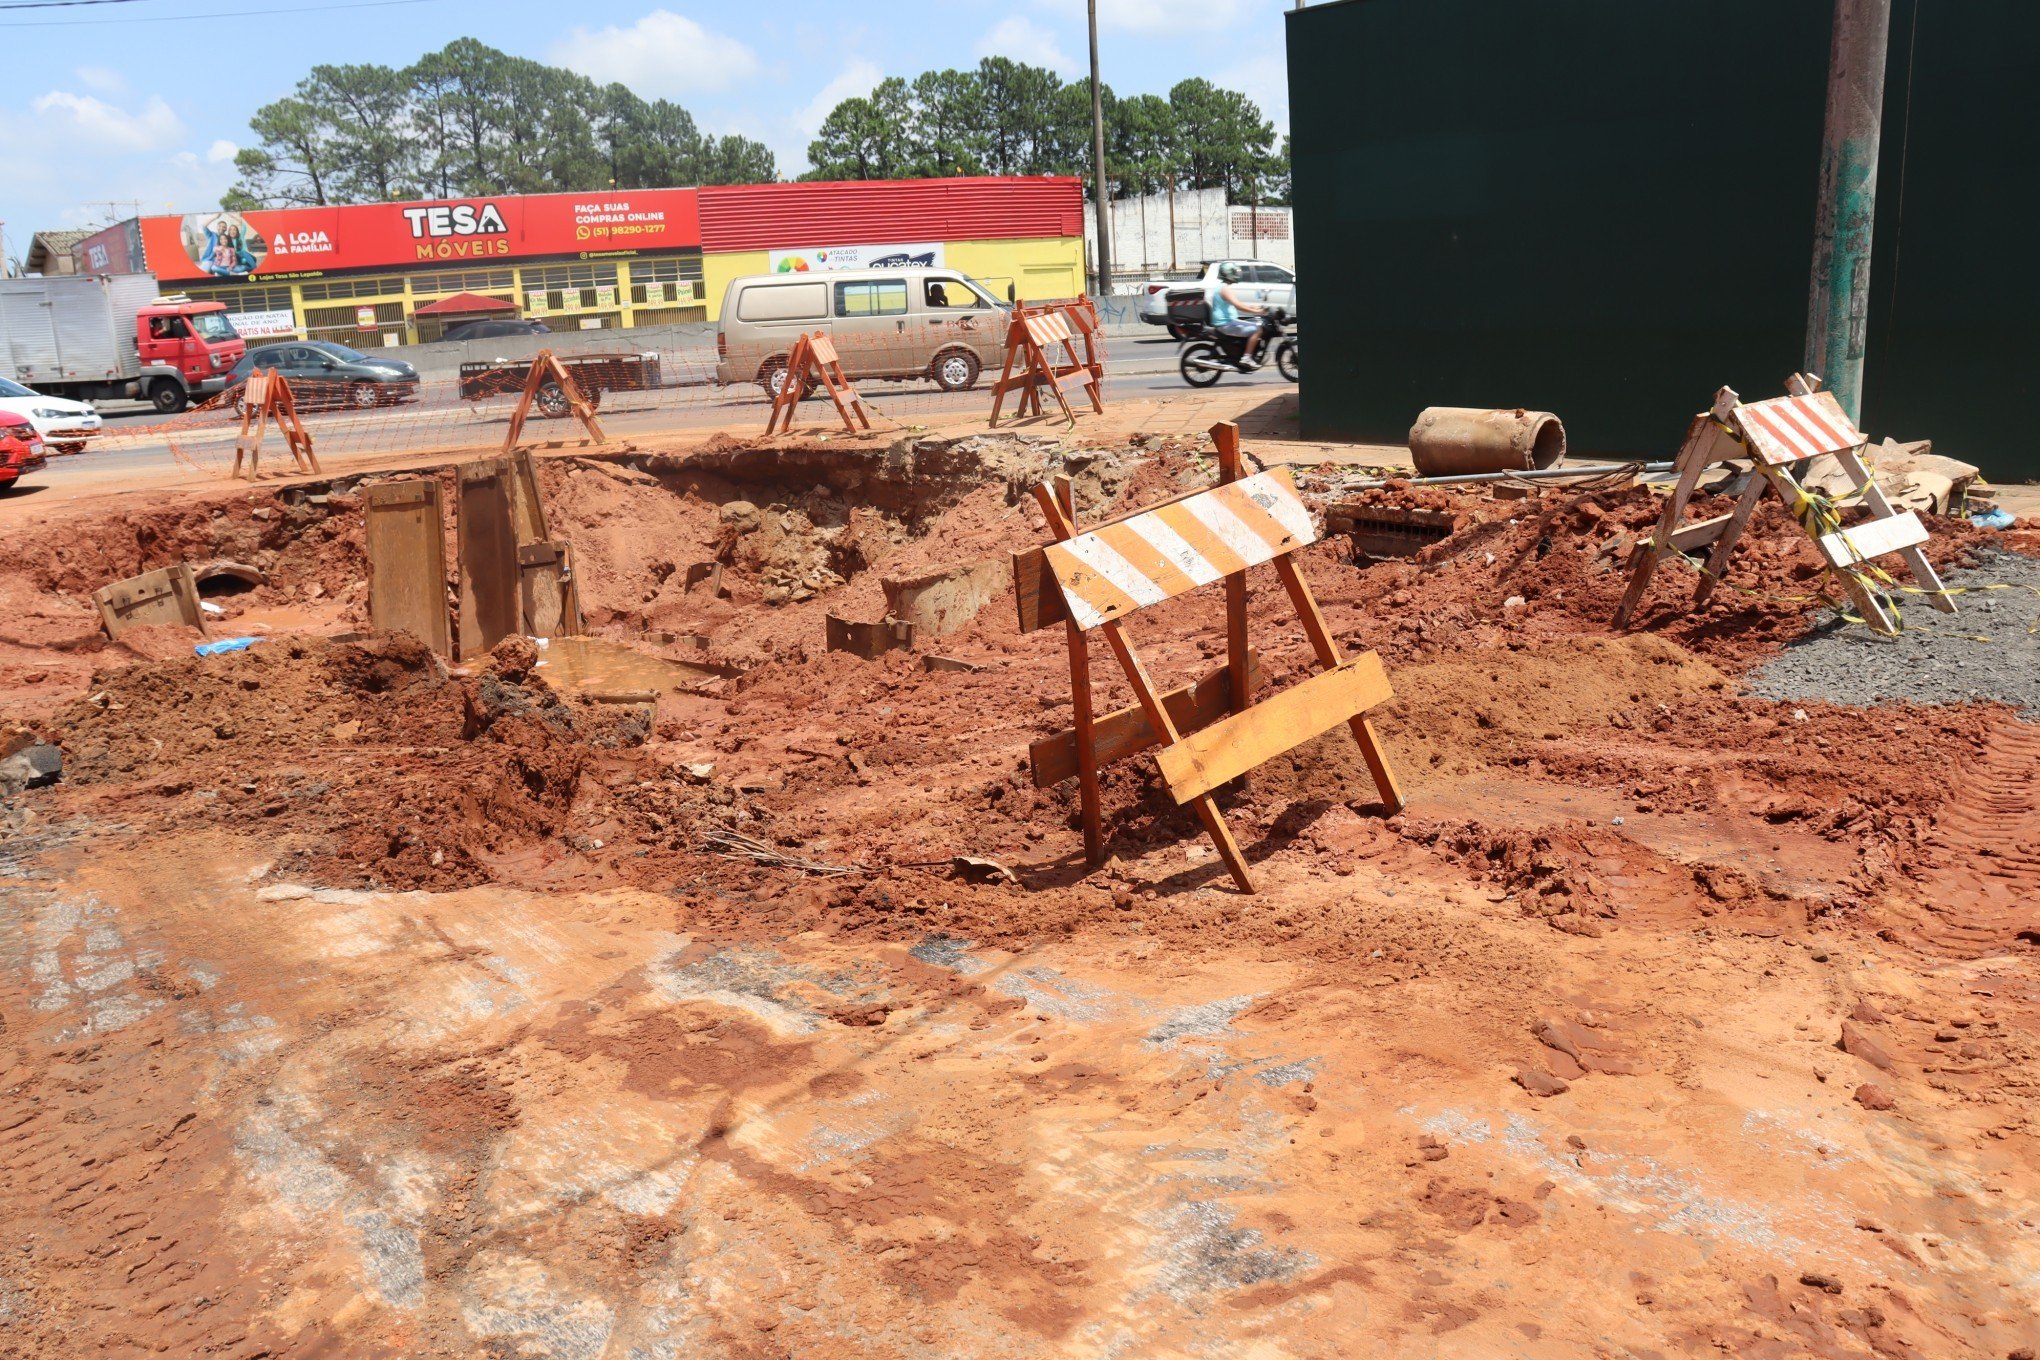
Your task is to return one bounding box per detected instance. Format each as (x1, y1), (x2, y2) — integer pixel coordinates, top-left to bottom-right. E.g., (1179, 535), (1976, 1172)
(228, 309), (297, 338)
(767, 242), (945, 274)
(355, 306), (379, 332)
(136, 189), (702, 283)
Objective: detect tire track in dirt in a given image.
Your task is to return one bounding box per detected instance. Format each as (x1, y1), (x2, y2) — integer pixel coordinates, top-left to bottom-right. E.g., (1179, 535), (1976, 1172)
(1903, 717), (2040, 959)
(0, 885), (285, 1360)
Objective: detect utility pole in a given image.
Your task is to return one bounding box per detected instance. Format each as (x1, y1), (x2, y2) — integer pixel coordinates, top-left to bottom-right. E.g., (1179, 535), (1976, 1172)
(1087, 0), (1112, 297)
(1806, 0), (1891, 424)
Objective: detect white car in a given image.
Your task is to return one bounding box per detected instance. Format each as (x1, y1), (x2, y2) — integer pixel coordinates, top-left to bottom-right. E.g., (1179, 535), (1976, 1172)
(1139, 261), (1297, 338)
(0, 376), (102, 455)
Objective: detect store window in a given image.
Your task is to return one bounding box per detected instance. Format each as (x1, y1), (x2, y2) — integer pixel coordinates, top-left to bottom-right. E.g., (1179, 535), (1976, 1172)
(300, 276), (405, 302)
(411, 267), (515, 296)
(182, 283), (295, 311)
(521, 263), (619, 313)
(835, 281), (908, 318)
(627, 256), (703, 306)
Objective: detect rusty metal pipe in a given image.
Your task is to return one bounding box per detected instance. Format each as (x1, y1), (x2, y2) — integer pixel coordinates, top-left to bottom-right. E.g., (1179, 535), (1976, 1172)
(1407, 407), (1567, 477)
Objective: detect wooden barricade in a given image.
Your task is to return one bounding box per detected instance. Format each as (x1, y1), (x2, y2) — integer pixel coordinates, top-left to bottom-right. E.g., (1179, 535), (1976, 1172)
(502, 350), (606, 454)
(764, 331), (871, 436)
(1013, 421), (1404, 892)
(230, 369), (318, 480)
(1614, 374), (1954, 636)
(988, 301), (1104, 428)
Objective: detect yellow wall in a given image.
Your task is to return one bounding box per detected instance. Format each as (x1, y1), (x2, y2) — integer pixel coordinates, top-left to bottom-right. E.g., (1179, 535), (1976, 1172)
(700, 236), (1083, 320)
(702, 251), (770, 321)
(945, 237), (1085, 303)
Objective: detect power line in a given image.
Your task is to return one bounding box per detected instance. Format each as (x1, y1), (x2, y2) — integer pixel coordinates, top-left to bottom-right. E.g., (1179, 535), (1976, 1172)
(2, 0), (442, 24)
(0, 0), (153, 10)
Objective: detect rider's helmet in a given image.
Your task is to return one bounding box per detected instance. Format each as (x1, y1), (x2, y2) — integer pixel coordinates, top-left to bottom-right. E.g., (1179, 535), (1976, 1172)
(1217, 263), (1242, 283)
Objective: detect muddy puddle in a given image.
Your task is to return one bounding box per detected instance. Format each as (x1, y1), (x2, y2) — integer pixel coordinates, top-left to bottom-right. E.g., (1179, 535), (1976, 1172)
(532, 635), (727, 694)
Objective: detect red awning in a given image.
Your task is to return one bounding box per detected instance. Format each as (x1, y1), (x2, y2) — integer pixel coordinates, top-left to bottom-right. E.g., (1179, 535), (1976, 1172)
(414, 291), (516, 317)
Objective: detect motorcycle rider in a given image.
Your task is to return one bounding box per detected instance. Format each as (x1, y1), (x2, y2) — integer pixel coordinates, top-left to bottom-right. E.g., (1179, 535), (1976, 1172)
(1206, 263), (1267, 370)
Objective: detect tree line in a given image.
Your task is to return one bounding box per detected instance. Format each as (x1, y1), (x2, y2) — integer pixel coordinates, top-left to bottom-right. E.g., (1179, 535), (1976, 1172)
(804, 61), (1288, 203)
(227, 39), (777, 209)
(226, 45), (1286, 211)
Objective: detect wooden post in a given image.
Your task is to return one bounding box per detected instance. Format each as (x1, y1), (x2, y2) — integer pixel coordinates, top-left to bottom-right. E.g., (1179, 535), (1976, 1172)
(1051, 474), (1105, 865)
(1213, 422), (1253, 717)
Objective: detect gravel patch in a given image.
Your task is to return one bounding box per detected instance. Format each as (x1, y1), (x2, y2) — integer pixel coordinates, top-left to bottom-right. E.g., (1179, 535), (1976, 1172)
(1747, 548), (2040, 712)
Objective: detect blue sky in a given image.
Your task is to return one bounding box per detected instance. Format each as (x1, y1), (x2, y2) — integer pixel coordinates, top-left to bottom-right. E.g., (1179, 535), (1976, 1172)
(0, 0), (1292, 257)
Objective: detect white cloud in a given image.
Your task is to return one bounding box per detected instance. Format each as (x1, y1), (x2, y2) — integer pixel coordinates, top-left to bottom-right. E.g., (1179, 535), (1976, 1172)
(31, 91), (185, 152)
(1216, 52), (1289, 132)
(1048, 0), (1245, 34)
(795, 59), (883, 136)
(207, 138), (239, 164)
(976, 16), (1077, 74)
(549, 11), (760, 100)
(73, 65), (126, 95)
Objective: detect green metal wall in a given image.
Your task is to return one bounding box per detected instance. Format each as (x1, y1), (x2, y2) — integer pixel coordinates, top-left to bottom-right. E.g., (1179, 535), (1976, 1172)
(1861, 0), (2040, 480)
(1288, 0), (2039, 480)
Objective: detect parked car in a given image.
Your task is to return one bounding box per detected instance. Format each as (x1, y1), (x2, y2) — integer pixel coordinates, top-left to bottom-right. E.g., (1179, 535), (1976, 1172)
(229, 341), (420, 410)
(0, 376), (101, 455)
(441, 318), (551, 342)
(1139, 261), (1297, 339)
(0, 412), (48, 492)
(716, 267), (1012, 398)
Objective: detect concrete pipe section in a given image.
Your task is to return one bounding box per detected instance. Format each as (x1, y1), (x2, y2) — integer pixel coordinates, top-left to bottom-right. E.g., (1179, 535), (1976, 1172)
(1407, 407), (1567, 477)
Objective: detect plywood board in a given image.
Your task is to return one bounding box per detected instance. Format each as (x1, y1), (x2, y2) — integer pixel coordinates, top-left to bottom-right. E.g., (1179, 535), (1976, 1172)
(363, 478), (452, 656)
(1818, 509), (1929, 567)
(1044, 469), (1316, 630)
(95, 564), (204, 640)
(457, 459), (521, 660)
(1030, 652), (1261, 788)
(518, 541), (572, 638)
(1735, 391), (1864, 466)
(1155, 654), (1392, 805)
(507, 449), (550, 544)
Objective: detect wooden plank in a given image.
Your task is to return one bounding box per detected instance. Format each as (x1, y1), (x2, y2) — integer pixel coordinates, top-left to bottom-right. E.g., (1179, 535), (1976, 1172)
(1213, 422), (1253, 716)
(518, 541), (569, 638)
(1044, 468), (1315, 630)
(1012, 544), (1068, 633)
(1052, 474), (1103, 865)
(1155, 655), (1393, 806)
(1692, 472), (1769, 609)
(1662, 511), (1738, 552)
(1270, 553), (1405, 814)
(457, 460), (521, 660)
(1030, 652), (1262, 788)
(507, 450), (549, 544)
(363, 478), (451, 656)
(1818, 509), (1928, 567)
(1832, 446), (1955, 614)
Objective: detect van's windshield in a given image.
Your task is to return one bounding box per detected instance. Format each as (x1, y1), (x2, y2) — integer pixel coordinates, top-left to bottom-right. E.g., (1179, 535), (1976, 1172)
(958, 276), (1007, 307)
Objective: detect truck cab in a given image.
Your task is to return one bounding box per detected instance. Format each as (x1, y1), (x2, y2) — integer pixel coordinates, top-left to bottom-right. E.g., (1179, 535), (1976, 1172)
(136, 299), (245, 412)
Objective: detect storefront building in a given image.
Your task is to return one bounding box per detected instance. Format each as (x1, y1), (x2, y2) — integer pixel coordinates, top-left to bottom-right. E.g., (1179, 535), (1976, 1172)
(68, 177), (1085, 348)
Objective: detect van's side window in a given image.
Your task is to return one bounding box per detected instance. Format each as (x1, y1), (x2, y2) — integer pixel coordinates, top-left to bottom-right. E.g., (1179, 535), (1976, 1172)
(924, 280), (981, 309)
(835, 281), (908, 318)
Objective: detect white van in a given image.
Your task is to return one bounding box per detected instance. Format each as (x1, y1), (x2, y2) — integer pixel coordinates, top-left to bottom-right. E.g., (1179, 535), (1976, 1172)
(715, 268), (1012, 398)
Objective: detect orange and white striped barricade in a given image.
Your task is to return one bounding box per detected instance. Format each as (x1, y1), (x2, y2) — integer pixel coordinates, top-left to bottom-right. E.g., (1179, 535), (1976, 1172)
(231, 369), (318, 480)
(765, 330), (872, 436)
(1013, 421), (1404, 892)
(988, 302), (1103, 428)
(1615, 372), (1954, 636)
(502, 349), (606, 454)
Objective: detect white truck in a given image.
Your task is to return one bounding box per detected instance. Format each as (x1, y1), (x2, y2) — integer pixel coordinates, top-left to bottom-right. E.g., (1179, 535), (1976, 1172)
(1138, 260), (1297, 339)
(0, 272), (246, 415)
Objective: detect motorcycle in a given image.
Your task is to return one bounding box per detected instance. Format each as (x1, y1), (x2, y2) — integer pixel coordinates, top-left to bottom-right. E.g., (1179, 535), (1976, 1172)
(1178, 308), (1299, 386)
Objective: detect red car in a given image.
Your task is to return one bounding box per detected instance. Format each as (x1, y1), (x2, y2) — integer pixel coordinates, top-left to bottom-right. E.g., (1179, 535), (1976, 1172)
(0, 413), (47, 491)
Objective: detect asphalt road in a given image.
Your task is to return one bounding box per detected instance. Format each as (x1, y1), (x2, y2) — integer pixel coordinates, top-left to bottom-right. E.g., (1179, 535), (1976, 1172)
(35, 333), (1295, 488)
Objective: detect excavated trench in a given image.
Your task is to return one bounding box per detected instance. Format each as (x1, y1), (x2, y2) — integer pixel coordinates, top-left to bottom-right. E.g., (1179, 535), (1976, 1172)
(2, 435), (2038, 1359)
